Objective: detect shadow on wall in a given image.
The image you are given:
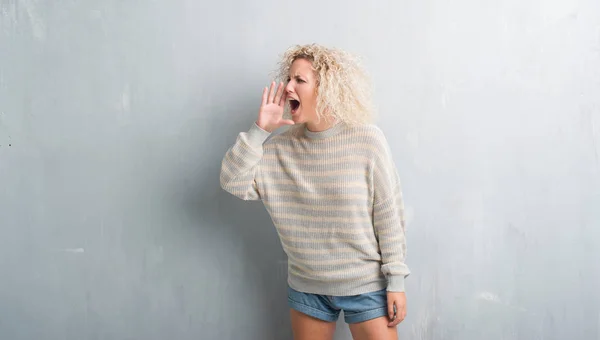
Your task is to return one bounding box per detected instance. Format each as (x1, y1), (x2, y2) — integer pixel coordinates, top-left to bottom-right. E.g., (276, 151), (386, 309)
(179, 98), (291, 340)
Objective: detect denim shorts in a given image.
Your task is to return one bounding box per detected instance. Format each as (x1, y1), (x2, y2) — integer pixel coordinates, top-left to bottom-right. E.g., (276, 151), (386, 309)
(287, 285), (388, 324)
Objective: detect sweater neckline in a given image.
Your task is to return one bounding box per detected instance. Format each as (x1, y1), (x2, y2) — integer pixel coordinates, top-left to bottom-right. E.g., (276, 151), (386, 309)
(303, 121), (345, 140)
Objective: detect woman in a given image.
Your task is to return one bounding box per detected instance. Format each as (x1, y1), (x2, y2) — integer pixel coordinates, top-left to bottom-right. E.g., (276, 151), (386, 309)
(220, 44), (410, 340)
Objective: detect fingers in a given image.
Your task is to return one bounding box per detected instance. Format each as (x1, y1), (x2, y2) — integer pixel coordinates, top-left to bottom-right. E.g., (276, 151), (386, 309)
(261, 86), (268, 107)
(268, 81), (277, 103)
(268, 81), (276, 103)
(387, 299), (405, 327)
(388, 312), (402, 327)
(278, 84), (287, 107)
(265, 81), (285, 105)
(280, 119), (295, 126)
(387, 297), (395, 320)
(275, 82), (285, 104)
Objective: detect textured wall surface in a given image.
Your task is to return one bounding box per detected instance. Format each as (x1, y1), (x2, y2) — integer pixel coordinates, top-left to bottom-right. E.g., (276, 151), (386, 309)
(1, 0), (599, 339)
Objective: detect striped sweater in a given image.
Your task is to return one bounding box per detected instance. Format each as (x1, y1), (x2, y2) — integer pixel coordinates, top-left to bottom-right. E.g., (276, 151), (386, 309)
(220, 121), (410, 296)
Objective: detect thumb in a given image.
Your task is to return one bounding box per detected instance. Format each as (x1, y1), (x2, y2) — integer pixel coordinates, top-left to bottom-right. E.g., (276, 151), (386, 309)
(280, 120), (295, 126)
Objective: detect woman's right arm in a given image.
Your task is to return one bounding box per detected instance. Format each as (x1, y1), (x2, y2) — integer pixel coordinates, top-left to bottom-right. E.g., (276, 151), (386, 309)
(219, 123), (271, 200)
(219, 81), (294, 200)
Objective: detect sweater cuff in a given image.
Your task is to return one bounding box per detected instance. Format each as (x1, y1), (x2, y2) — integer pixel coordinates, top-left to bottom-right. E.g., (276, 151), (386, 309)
(246, 122), (272, 148)
(386, 275), (406, 292)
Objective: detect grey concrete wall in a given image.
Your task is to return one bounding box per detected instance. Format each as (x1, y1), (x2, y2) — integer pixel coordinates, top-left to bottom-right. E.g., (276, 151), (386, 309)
(1, 0), (599, 339)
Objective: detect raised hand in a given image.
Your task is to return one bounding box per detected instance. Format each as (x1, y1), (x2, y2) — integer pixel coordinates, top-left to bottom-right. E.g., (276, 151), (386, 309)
(256, 81), (295, 132)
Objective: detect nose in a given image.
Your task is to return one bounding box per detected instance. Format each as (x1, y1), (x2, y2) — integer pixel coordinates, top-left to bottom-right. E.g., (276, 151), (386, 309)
(285, 81), (294, 95)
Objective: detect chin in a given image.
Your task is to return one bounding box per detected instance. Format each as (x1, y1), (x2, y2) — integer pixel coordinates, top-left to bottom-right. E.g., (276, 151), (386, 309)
(291, 114), (303, 123)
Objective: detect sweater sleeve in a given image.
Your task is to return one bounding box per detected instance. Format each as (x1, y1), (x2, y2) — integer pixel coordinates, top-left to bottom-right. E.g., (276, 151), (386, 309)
(219, 122), (272, 201)
(371, 129), (410, 292)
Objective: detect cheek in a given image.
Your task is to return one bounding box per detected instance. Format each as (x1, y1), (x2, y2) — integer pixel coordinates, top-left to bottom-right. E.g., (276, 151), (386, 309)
(300, 89), (317, 106)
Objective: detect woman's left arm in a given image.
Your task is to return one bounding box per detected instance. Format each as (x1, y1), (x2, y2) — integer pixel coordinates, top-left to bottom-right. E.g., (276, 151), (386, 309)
(370, 128), (410, 326)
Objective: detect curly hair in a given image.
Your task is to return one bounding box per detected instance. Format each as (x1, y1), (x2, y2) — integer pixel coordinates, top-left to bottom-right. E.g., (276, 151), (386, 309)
(274, 44), (375, 126)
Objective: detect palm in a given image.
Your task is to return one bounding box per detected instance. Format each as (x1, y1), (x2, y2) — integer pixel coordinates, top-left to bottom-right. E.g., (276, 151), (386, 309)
(260, 102), (284, 121)
(257, 81), (294, 132)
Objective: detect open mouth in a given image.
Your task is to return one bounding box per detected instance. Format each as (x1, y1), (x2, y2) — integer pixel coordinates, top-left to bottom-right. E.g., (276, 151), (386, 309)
(289, 99), (300, 112)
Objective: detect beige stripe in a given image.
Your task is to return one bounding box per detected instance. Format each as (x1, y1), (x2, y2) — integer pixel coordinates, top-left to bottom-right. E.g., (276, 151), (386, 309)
(276, 224), (373, 234)
(288, 257), (378, 266)
(260, 166), (367, 177)
(377, 234), (404, 243)
(260, 178), (369, 189)
(271, 129), (383, 146)
(374, 202), (403, 215)
(284, 244), (376, 254)
(262, 153), (371, 165)
(374, 214), (402, 227)
(375, 226), (401, 236)
(374, 211), (404, 223)
(267, 191), (368, 200)
(266, 143), (380, 155)
(225, 179), (257, 188)
(276, 213), (371, 223)
(377, 227), (404, 236)
(281, 235), (376, 245)
(308, 129), (385, 143)
(268, 201), (371, 212)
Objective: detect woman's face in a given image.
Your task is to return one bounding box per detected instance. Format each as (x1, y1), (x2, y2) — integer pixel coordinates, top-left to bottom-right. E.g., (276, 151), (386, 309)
(285, 58), (319, 125)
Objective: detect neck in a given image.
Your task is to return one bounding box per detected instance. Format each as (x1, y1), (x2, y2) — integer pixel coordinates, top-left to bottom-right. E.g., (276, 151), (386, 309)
(305, 117), (337, 132)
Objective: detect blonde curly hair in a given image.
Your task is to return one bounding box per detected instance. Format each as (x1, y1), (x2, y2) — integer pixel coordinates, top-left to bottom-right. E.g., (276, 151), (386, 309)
(274, 44), (375, 126)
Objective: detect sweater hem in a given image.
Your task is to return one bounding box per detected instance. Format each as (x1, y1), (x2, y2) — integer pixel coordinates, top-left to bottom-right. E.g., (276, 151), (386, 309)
(287, 275), (387, 297)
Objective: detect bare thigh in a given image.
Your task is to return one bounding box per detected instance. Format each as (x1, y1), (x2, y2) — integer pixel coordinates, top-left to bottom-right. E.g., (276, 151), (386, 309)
(290, 309), (337, 340)
(349, 316), (398, 340)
